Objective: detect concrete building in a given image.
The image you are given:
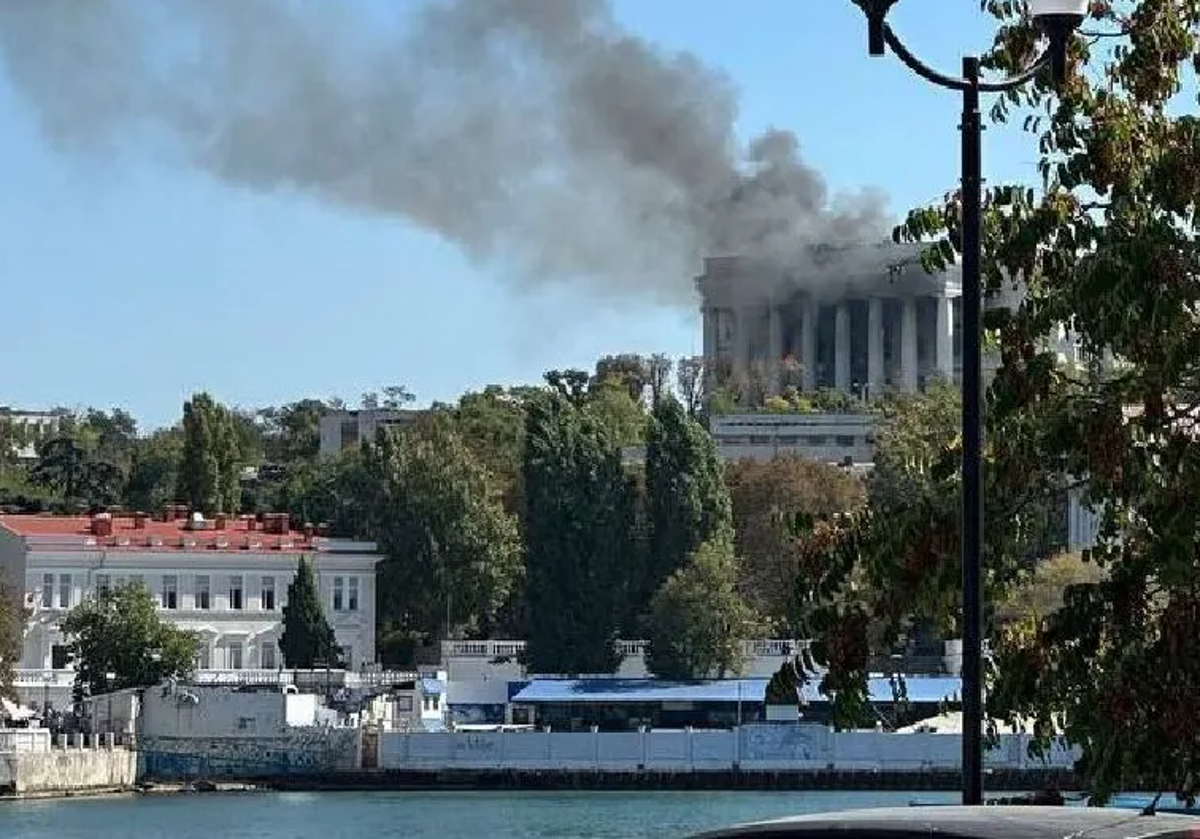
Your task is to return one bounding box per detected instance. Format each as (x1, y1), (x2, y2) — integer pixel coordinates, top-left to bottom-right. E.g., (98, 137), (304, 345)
(0, 511), (384, 708)
(697, 245), (963, 397)
(318, 409), (421, 455)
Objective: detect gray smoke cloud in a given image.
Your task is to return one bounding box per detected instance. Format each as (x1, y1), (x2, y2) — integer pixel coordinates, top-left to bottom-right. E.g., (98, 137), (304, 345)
(0, 0), (891, 307)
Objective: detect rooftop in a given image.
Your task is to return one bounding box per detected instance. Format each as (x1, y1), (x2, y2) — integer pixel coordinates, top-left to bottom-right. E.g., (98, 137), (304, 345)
(0, 512), (376, 555)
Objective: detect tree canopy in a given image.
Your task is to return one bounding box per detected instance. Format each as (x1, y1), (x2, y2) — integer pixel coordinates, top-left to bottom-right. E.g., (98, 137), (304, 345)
(61, 582), (198, 697)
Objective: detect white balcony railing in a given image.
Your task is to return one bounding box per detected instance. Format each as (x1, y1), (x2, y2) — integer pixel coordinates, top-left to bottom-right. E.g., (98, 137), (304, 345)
(14, 669), (76, 688)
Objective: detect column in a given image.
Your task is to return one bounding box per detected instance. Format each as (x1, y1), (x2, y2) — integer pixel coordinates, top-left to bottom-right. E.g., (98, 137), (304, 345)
(702, 307), (716, 362)
(834, 302), (851, 391)
(901, 296), (919, 392)
(767, 305), (783, 394)
(867, 298), (884, 397)
(801, 300), (817, 391)
(734, 307), (751, 376)
(935, 295), (955, 380)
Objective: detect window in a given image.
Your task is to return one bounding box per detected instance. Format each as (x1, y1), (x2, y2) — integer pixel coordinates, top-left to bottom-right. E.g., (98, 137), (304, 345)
(340, 645), (353, 669)
(41, 574), (53, 608)
(128, 574), (145, 590)
(195, 575), (210, 610)
(229, 576), (243, 610)
(347, 577), (359, 612)
(333, 577), (344, 611)
(58, 574), (71, 609)
(261, 642), (276, 670)
(196, 645), (211, 670)
(227, 641), (243, 670)
(161, 575), (178, 610)
(261, 576), (275, 611)
(339, 419), (359, 449)
(51, 644), (70, 670)
(95, 574), (111, 599)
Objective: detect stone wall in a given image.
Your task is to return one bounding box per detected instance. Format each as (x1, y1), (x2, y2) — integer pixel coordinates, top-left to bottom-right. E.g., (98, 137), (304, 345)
(0, 746), (137, 796)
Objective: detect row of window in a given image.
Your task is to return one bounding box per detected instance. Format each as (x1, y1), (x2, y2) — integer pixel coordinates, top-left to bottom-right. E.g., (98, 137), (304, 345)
(40, 573), (361, 613)
(47, 640), (355, 672)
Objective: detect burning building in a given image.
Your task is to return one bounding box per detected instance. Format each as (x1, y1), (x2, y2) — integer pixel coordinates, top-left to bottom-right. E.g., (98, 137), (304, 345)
(697, 242), (965, 398)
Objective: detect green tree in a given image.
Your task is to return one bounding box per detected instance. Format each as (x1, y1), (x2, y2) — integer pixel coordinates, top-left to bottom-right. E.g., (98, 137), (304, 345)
(279, 557), (339, 669)
(177, 392), (242, 514)
(364, 416), (521, 645)
(124, 428), (184, 513)
(642, 396), (731, 613)
(31, 435), (123, 511)
(644, 535), (757, 679)
(258, 398), (329, 464)
(276, 448), (371, 538)
(61, 582), (198, 697)
(452, 385), (531, 514)
(0, 573), (24, 699)
(522, 391), (637, 675)
(804, 2), (1200, 802)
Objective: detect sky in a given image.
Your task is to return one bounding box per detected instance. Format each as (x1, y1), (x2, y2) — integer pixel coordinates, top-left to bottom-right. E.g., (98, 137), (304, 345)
(0, 1), (1048, 430)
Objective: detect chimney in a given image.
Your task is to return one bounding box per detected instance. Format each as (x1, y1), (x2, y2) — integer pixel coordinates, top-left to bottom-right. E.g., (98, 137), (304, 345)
(133, 512), (147, 530)
(215, 514), (227, 531)
(90, 513), (113, 537)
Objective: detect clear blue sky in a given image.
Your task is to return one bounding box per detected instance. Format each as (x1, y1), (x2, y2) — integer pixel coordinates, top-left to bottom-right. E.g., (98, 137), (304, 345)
(0, 1), (1044, 430)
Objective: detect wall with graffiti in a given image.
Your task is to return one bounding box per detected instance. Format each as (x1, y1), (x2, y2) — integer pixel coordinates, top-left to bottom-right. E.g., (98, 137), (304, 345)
(379, 724), (1077, 773)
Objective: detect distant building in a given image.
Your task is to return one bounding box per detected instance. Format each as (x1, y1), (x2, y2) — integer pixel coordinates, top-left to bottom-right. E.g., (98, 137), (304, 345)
(0, 408), (65, 461)
(318, 409), (421, 455)
(0, 511), (384, 709)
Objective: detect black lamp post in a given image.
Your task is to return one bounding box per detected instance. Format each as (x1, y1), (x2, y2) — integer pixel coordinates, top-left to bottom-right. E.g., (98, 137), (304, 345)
(851, 0), (1086, 806)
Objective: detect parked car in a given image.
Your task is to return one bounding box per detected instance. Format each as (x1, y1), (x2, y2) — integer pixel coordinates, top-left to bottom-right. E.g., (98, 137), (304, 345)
(688, 805), (1200, 838)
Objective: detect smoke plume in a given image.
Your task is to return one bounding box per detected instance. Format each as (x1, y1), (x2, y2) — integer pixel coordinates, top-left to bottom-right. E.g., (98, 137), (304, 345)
(0, 0), (891, 306)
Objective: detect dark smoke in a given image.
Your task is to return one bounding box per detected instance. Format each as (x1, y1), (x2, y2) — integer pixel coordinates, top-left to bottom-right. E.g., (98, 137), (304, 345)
(0, 0), (890, 306)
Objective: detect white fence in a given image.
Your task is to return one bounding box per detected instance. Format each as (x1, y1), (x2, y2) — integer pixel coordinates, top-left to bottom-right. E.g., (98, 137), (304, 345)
(379, 725), (1078, 773)
(0, 729), (52, 753)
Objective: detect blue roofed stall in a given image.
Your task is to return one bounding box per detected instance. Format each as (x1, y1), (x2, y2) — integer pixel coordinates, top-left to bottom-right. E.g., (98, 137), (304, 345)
(508, 676), (961, 731)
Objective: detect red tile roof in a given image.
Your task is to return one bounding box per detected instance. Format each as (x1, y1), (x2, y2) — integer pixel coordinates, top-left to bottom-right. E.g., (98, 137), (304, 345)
(0, 514), (327, 554)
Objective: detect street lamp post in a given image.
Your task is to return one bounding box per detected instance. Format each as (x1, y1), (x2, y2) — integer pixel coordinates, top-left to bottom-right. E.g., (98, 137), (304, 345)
(850, 0), (1087, 806)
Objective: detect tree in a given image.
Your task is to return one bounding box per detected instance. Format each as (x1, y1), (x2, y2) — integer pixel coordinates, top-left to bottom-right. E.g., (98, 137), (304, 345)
(279, 557), (339, 669)
(676, 356), (706, 417)
(594, 354), (650, 403)
(993, 552), (1105, 627)
(641, 396), (732, 614)
(584, 375), (648, 447)
(522, 391), (637, 675)
(61, 582), (198, 697)
(644, 535), (757, 680)
(0, 573), (23, 699)
(364, 416), (521, 644)
(452, 386), (530, 515)
(725, 456), (865, 627)
(258, 398), (329, 464)
(177, 392), (242, 514)
(124, 428), (184, 513)
(805, 2), (1200, 802)
(276, 448), (371, 538)
(31, 435), (123, 510)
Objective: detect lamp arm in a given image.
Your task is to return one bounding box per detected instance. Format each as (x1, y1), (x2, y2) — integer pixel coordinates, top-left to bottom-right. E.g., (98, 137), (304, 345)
(883, 24), (1052, 93)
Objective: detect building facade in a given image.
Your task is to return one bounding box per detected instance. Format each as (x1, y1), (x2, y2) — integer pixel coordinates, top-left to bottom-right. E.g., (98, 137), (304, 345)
(0, 511), (383, 707)
(697, 246), (964, 398)
(0, 408), (65, 461)
(318, 409), (421, 455)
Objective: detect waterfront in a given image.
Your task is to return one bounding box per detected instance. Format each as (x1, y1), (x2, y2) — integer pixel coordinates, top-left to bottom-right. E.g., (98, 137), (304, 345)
(3, 790), (958, 838)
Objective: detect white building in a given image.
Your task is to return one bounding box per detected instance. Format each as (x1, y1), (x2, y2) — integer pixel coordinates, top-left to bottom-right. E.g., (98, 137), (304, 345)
(318, 409), (420, 455)
(0, 511), (383, 708)
(0, 409), (64, 461)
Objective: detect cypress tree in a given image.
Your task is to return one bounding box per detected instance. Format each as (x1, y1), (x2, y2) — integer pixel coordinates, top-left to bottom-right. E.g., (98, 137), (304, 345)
(279, 557), (339, 669)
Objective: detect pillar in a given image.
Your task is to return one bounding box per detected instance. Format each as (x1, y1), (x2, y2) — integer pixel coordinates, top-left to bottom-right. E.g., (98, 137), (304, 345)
(702, 307), (716, 362)
(867, 297), (884, 397)
(901, 296), (919, 392)
(767, 304), (783, 394)
(935, 295), (955, 380)
(733, 306), (751, 385)
(801, 300), (817, 391)
(834, 302), (851, 391)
